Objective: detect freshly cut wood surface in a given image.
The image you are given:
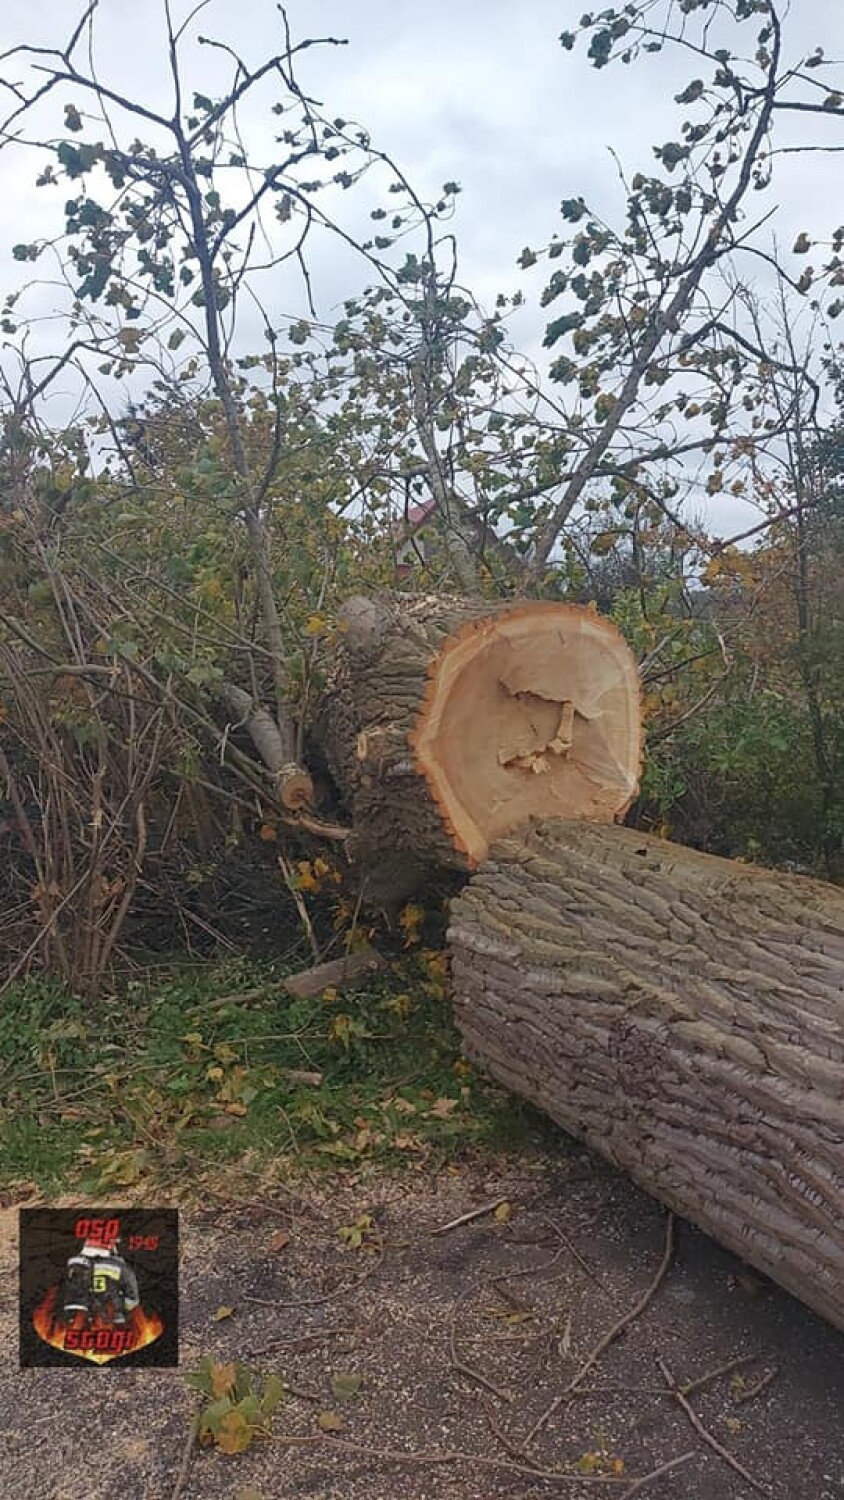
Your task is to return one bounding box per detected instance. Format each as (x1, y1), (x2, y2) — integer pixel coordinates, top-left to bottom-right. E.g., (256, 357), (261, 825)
(316, 593), (641, 876)
(449, 818), (844, 1330)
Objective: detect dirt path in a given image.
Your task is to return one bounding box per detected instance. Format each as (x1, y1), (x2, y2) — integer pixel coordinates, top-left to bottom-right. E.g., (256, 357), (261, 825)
(1, 1150), (842, 1500)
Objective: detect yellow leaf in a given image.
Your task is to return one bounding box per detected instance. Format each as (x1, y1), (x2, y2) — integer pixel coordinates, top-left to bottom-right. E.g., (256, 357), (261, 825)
(383, 992), (413, 1019)
(321, 986), (339, 1003)
(206, 1065), (224, 1082)
(429, 1096), (459, 1119)
(317, 1410), (345, 1432)
(216, 1410), (253, 1454)
(212, 1305), (235, 1322)
(393, 1131), (424, 1152)
(210, 1361), (238, 1397)
(391, 1096), (417, 1116)
(305, 614), (327, 636)
(296, 859), (320, 892)
(214, 1042), (238, 1063)
(493, 1201), (513, 1223)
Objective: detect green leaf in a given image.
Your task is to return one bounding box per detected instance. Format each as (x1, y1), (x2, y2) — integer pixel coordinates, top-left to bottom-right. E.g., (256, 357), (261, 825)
(261, 1373), (286, 1415)
(198, 1396), (235, 1437)
(675, 79), (704, 104)
(560, 197), (587, 223)
(331, 1371), (362, 1402)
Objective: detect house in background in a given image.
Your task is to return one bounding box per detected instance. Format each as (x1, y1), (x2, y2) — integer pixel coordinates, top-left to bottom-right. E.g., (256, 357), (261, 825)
(394, 496), (439, 579)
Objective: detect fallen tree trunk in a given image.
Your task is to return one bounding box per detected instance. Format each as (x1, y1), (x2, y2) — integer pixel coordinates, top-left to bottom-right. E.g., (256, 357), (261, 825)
(316, 593), (641, 883)
(449, 819), (844, 1330)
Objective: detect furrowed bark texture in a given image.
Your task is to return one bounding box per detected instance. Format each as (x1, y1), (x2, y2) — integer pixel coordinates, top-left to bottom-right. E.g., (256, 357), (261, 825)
(449, 819), (844, 1330)
(315, 593), (640, 882)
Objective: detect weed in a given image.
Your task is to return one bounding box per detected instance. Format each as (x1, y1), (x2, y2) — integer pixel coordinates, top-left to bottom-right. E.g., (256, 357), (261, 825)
(186, 1356), (285, 1454)
(0, 952), (566, 1194)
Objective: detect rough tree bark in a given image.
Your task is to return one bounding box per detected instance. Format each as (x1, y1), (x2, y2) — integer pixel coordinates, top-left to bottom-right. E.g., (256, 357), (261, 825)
(314, 592), (641, 892)
(449, 818), (844, 1331)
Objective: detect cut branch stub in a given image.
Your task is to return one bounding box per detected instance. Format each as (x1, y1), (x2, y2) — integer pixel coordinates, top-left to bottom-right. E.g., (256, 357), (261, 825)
(220, 683), (313, 810)
(315, 593), (641, 875)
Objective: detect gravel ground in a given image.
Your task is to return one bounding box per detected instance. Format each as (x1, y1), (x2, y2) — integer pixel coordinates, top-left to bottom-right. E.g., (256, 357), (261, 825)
(1, 1149), (842, 1500)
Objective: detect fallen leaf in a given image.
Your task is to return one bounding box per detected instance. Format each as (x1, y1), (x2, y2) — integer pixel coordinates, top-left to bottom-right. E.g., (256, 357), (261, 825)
(317, 1410), (345, 1432)
(331, 1371), (362, 1402)
(493, 1200), (513, 1223)
(429, 1096), (459, 1119)
(212, 1305), (235, 1322)
(725, 1417), (743, 1434)
(268, 1229), (291, 1253)
(392, 1131), (424, 1152)
(224, 1102), (248, 1117)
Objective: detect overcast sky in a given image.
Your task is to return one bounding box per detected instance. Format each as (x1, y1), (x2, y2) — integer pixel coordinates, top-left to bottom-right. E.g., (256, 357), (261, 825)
(1, 1), (843, 530)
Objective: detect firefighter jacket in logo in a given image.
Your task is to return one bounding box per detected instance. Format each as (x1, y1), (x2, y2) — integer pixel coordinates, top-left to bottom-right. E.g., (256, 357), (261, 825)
(62, 1241), (140, 1326)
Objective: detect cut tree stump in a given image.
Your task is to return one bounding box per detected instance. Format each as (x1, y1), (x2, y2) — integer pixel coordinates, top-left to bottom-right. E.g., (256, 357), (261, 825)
(449, 818), (844, 1331)
(315, 593), (641, 885)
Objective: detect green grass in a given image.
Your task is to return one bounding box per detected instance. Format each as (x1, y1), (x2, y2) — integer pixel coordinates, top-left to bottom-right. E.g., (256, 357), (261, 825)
(0, 952), (562, 1196)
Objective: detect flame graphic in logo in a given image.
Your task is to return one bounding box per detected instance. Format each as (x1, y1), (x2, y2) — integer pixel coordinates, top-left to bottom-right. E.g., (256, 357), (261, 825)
(32, 1285), (165, 1365)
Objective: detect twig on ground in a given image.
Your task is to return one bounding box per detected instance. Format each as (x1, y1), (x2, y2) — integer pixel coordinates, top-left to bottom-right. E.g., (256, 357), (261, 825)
(275, 1432), (643, 1484)
(524, 1212), (676, 1448)
(681, 1352), (761, 1398)
(657, 1356), (773, 1497)
(733, 1367), (779, 1405)
(431, 1197), (509, 1236)
(482, 1397), (534, 1464)
(448, 1285), (515, 1403)
(539, 1214), (610, 1294)
(245, 1326), (357, 1358)
(621, 1450), (696, 1498)
(284, 1382), (324, 1402)
(170, 1407), (199, 1500)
